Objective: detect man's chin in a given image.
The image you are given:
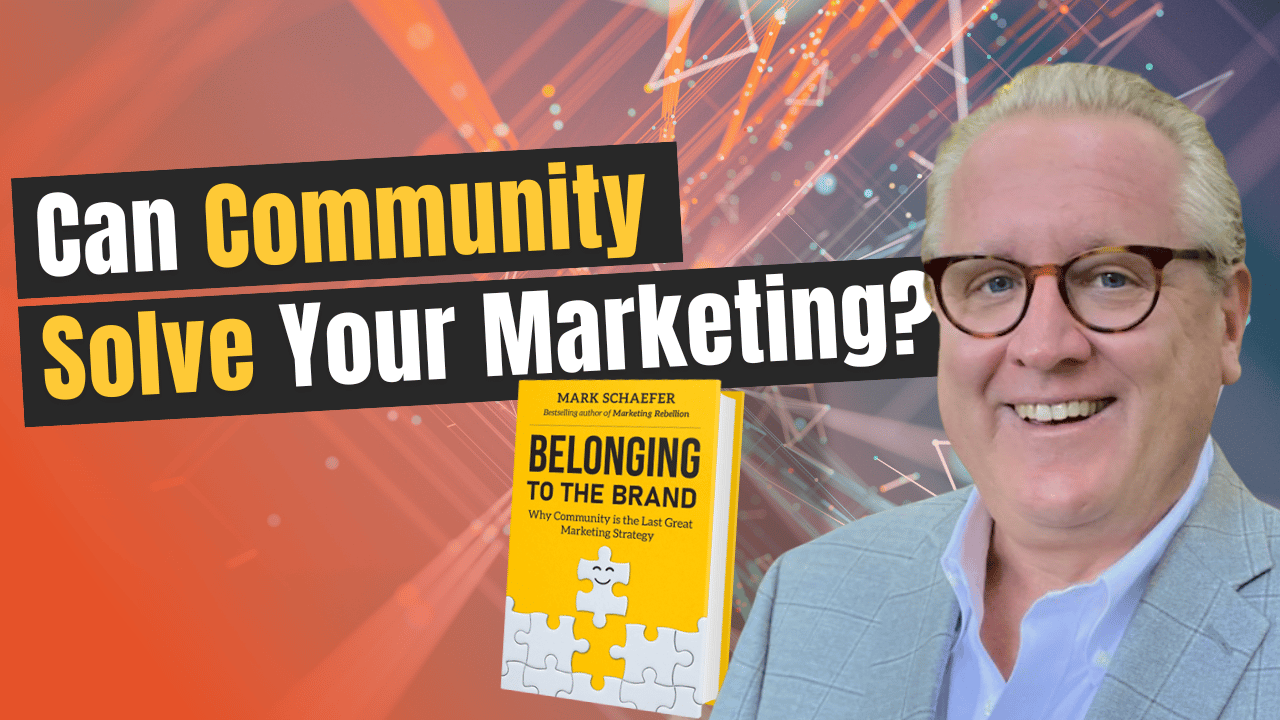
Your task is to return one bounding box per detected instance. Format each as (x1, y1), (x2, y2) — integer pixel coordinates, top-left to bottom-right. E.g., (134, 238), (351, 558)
(976, 460), (1119, 531)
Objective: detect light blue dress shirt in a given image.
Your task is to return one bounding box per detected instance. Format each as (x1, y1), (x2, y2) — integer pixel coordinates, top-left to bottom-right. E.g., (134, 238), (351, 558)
(938, 438), (1214, 720)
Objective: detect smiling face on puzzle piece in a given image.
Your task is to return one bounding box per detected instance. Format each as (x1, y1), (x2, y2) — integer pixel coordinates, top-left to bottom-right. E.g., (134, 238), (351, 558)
(578, 545), (631, 590)
(590, 564), (619, 587)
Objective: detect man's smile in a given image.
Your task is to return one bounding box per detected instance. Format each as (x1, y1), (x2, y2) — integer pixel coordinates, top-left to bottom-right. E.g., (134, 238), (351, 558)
(1010, 398), (1117, 425)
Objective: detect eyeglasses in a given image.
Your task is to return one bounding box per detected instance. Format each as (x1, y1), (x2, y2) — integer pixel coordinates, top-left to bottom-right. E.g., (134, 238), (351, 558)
(922, 245), (1224, 338)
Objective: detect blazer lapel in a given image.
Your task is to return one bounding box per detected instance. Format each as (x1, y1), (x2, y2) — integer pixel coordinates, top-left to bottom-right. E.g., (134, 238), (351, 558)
(860, 491), (966, 719)
(1086, 442), (1272, 720)
(892, 565), (961, 718)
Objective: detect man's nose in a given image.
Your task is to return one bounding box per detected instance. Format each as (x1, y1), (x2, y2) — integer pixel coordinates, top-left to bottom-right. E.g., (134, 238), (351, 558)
(1005, 275), (1093, 370)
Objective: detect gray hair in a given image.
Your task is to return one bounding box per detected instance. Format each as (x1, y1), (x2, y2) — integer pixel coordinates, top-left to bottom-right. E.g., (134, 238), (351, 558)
(922, 63), (1244, 278)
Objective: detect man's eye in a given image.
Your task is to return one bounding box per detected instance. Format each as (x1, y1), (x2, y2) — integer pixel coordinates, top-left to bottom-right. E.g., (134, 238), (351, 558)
(1093, 271), (1132, 289)
(980, 275), (1016, 294)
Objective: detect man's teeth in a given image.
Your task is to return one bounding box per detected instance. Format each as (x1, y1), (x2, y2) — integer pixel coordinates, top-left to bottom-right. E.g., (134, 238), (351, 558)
(1015, 400), (1107, 422)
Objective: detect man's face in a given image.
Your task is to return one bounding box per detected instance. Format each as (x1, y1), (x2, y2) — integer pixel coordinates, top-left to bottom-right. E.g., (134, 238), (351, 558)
(936, 112), (1250, 543)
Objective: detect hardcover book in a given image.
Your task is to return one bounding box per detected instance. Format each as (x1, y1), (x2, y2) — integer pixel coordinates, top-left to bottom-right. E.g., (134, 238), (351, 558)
(501, 379), (743, 717)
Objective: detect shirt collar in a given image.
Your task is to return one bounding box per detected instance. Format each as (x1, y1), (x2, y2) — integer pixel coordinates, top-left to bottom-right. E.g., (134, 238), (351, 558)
(940, 437), (1214, 635)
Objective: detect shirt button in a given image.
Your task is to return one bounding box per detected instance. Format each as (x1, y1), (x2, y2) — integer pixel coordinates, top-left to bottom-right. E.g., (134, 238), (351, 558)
(1093, 649), (1111, 668)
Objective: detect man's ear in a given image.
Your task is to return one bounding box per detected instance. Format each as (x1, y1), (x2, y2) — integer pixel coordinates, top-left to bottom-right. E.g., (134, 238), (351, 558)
(1220, 263), (1251, 386)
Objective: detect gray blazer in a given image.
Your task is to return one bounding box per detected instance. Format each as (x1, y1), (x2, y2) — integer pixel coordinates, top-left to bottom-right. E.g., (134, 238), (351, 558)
(712, 443), (1280, 719)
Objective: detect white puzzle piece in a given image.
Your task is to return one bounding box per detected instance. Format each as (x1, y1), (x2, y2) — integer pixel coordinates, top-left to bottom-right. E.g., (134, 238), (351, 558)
(619, 667), (677, 712)
(556, 672), (637, 709)
(516, 613), (589, 672)
(659, 685), (703, 718)
(609, 623), (693, 685)
(502, 596), (531, 674)
(673, 615), (709, 701)
(576, 545), (630, 628)
(523, 655), (574, 696)
(500, 661), (535, 693)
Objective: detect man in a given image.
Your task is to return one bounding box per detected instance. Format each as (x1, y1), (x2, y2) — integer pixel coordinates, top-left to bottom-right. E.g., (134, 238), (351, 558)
(711, 63), (1272, 719)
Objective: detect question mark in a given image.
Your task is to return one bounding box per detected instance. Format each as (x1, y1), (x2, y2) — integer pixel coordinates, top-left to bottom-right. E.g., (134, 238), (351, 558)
(890, 270), (932, 355)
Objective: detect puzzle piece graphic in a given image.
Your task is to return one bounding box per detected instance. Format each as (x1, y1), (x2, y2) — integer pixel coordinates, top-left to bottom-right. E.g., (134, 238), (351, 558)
(502, 596), (530, 674)
(577, 545), (630, 628)
(515, 613), (588, 672)
(673, 616), (710, 701)
(609, 623), (693, 685)
(619, 667), (677, 712)
(556, 672), (638, 709)
(523, 655), (574, 696)
(500, 661), (535, 693)
(659, 685), (703, 719)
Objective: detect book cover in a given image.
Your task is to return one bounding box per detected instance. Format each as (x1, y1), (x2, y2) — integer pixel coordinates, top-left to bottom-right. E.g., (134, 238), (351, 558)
(502, 379), (743, 716)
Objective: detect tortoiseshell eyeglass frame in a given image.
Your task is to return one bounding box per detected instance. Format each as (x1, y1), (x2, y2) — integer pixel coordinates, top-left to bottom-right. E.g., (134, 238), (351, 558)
(921, 245), (1229, 339)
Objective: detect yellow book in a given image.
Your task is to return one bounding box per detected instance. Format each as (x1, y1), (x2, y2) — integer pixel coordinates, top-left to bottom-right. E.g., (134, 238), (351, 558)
(501, 379), (743, 717)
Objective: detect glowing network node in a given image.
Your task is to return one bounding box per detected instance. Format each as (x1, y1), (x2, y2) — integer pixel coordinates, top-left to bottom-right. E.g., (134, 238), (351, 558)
(387, 410), (399, 421)
(553, 120), (564, 131)
(549, 103), (561, 115)
(863, 188), (873, 198)
(627, 108), (636, 117)
(889, 163), (898, 171)
(542, 84), (555, 97)
(815, 173), (837, 195)
(325, 456), (339, 470)
(406, 22), (434, 50)
(1145, 63), (1154, 71)
(1156, 9), (1164, 17)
